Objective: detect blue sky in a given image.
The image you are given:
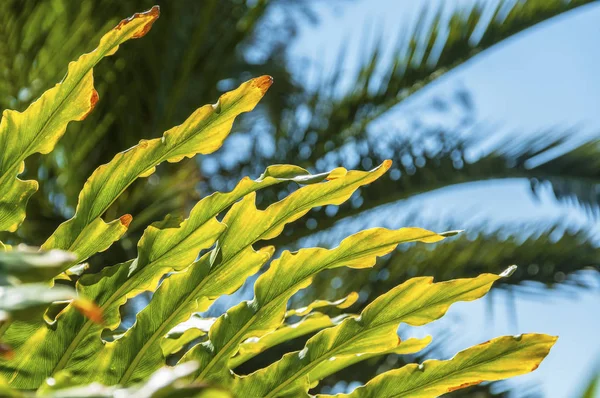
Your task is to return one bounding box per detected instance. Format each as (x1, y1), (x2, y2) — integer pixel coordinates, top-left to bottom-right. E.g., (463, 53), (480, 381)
(290, 0), (600, 396)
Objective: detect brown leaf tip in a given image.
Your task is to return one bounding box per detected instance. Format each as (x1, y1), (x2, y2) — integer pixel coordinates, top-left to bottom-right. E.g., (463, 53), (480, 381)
(254, 75), (274, 95)
(120, 214), (133, 227)
(115, 6), (160, 39)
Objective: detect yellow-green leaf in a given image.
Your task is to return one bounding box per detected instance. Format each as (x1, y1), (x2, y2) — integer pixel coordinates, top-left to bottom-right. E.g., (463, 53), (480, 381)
(61, 163), (392, 386)
(233, 268), (515, 397)
(309, 336), (433, 387)
(179, 227), (448, 387)
(324, 334), (557, 398)
(0, 7), (160, 232)
(0, 164), (335, 388)
(42, 74), (273, 270)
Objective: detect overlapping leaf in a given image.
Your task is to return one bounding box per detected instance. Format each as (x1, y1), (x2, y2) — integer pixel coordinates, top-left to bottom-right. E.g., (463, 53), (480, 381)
(0, 164), (334, 388)
(327, 334), (557, 398)
(0, 2), (572, 395)
(0, 248), (76, 286)
(0, 248), (101, 326)
(0, 7), (160, 232)
(183, 227), (451, 385)
(57, 162), (392, 386)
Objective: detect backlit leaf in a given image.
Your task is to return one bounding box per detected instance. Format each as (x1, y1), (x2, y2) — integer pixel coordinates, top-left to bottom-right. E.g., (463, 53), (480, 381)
(285, 293), (359, 318)
(61, 163), (392, 386)
(0, 7), (160, 232)
(232, 268), (518, 397)
(42, 74), (273, 270)
(325, 334), (557, 398)
(184, 227), (449, 385)
(0, 164), (338, 388)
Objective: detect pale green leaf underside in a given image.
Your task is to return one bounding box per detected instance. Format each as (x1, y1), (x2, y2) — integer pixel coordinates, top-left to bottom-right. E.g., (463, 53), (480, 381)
(37, 362), (231, 398)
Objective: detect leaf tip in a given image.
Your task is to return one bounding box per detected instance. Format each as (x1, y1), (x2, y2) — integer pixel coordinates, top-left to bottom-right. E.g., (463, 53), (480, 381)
(382, 159), (393, 170)
(119, 214), (133, 227)
(500, 265), (517, 277)
(254, 75), (274, 95)
(148, 5), (160, 18)
(260, 245), (276, 258)
(117, 5), (161, 39)
(441, 229), (463, 237)
(344, 292), (360, 307)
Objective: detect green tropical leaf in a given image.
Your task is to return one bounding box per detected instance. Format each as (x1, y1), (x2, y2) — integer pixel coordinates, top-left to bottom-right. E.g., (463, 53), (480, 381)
(0, 284), (98, 324)
(0, 3), (573, 396)
(183, 226), (451, 386)
(0, 6), (160, 232)
(0, 247), (76, 285)
(326, 334), (557, 398)
(0, 247), (101, 328)
(0, 374), (22, 397)
(41, 73), (273, 270)
(0, 163), (349, 388)
(232, 268), (520, 397)
(305, 223), (600, 314)
(309, 336), (433, 387)
(53, 162), (392, 386)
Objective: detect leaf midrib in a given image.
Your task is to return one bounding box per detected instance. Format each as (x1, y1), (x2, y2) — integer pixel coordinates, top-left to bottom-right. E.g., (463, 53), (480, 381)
(51, 267), (140, 374)
(59, 167), (375, 382)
